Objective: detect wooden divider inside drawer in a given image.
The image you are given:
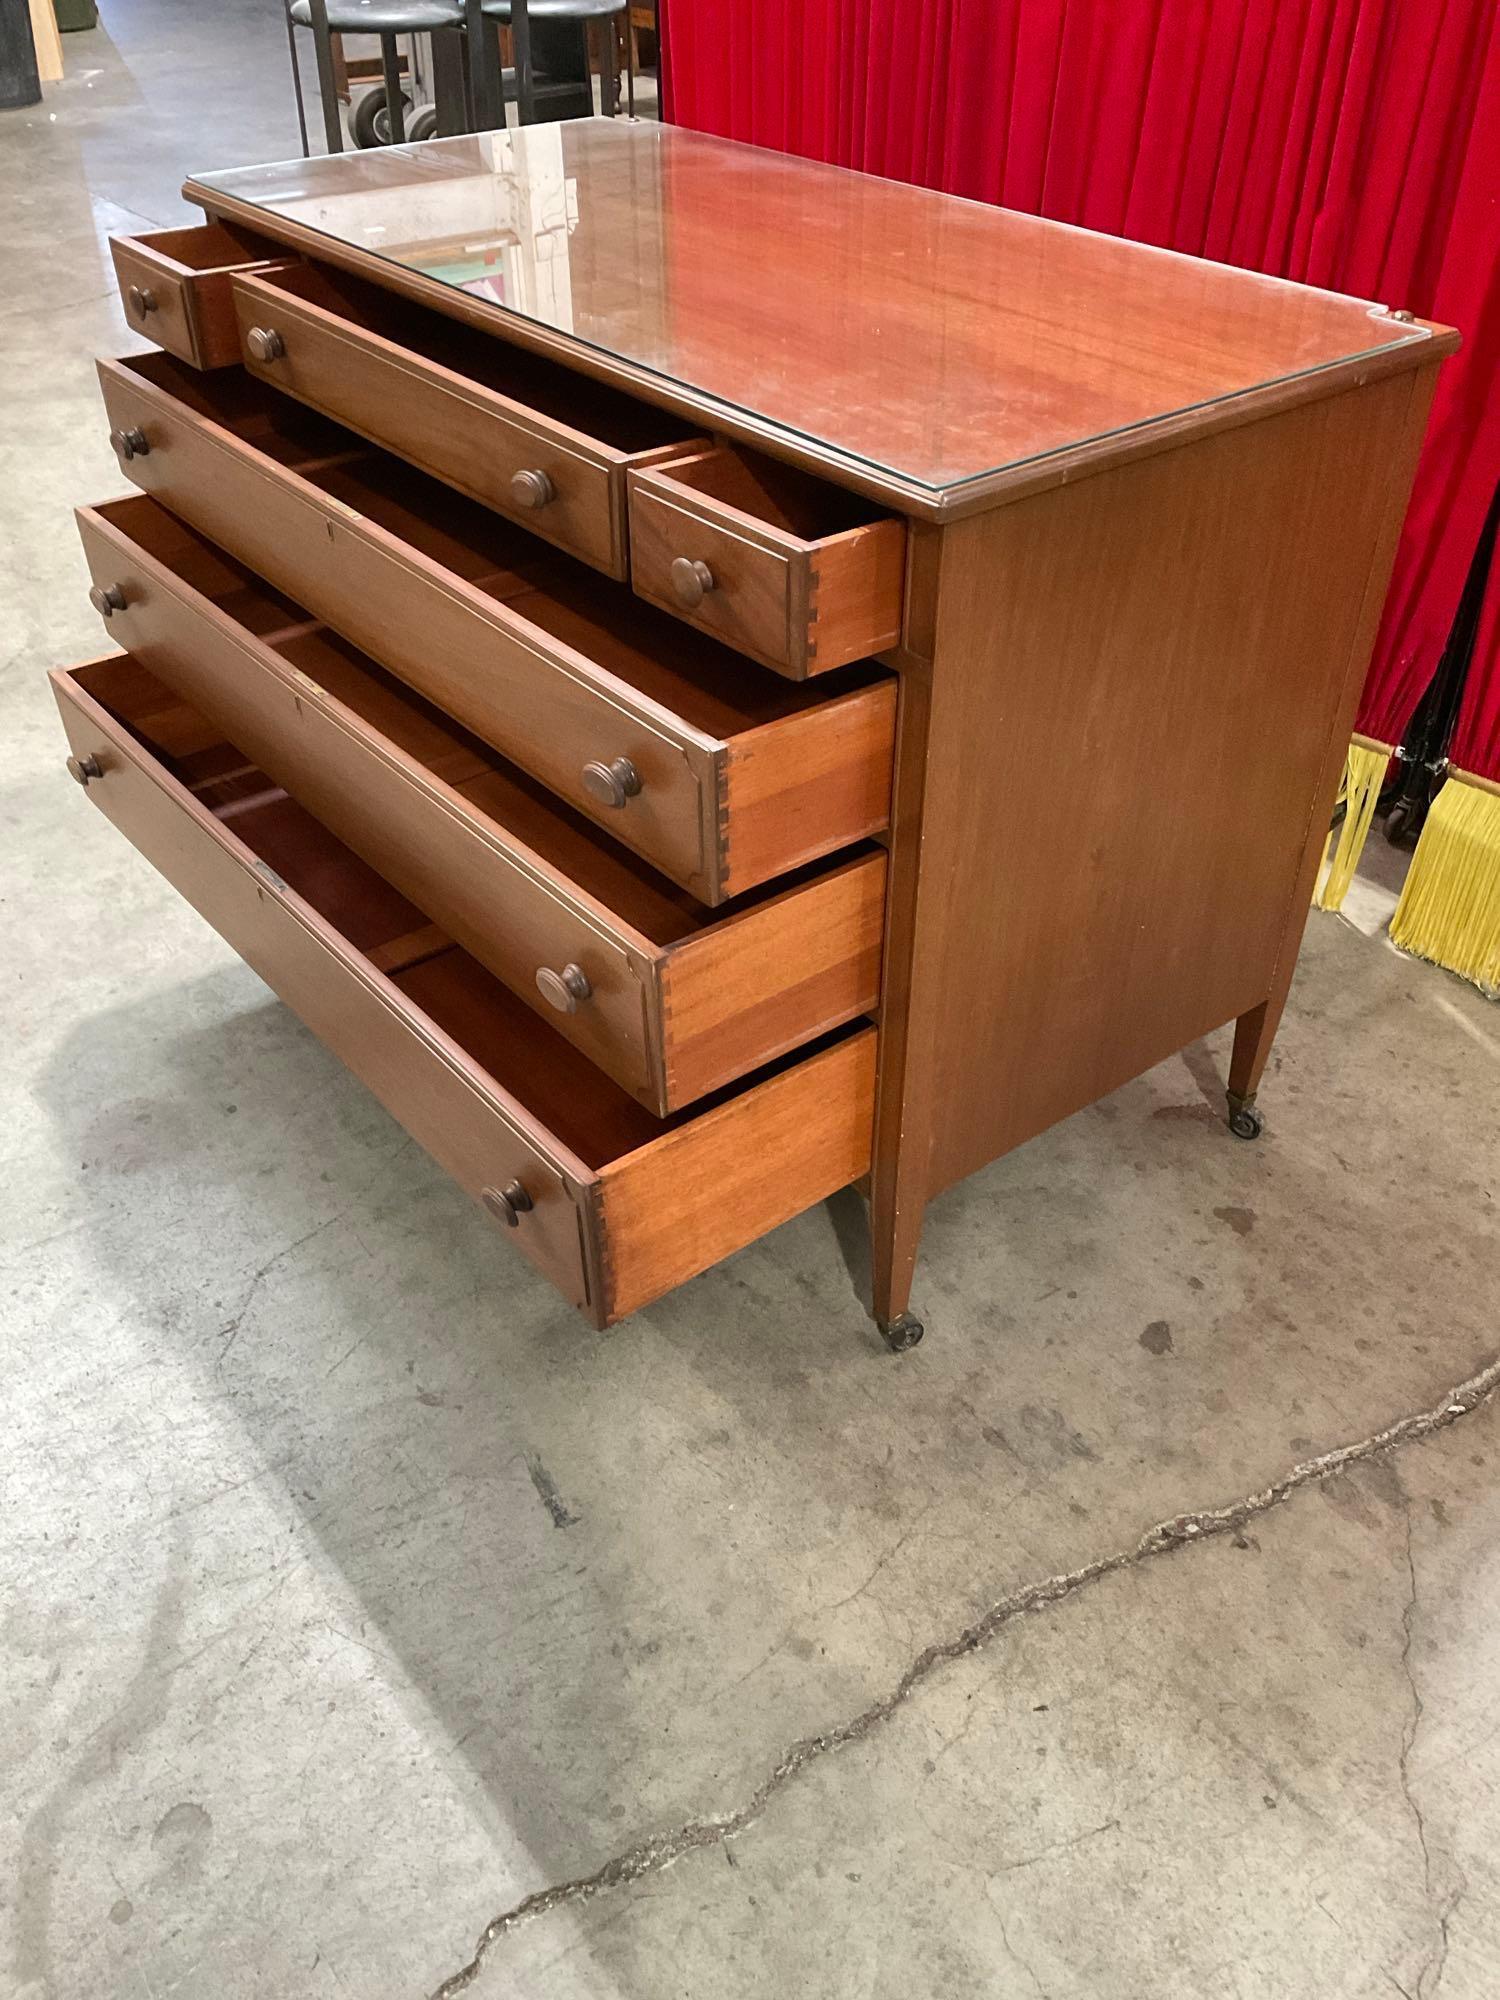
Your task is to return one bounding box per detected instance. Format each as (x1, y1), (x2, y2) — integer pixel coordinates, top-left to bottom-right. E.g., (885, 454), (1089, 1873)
(94, 353), (897, 903)
(629, 444), (907, 677)
(53, 654), (876, 1327)
(110, 222), (289, 369)
(230, 261), (699, 576)
(77, 495), (887, 1116)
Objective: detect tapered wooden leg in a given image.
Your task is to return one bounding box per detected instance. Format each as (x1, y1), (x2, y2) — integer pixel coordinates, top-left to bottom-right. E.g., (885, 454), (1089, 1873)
(870, 1170), (925, 1349)
(867, 619), (941, 1353)
(1229, 998), (1274, 1099)
(1226, 997), (1273, 1138)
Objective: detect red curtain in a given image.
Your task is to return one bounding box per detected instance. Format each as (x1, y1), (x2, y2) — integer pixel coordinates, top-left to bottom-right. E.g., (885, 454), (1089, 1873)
(1454, 560), (1500, 777)
(663, 0), (1500, 774)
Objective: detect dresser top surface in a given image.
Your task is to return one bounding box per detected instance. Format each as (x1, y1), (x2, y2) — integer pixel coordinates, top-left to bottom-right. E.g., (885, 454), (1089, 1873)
(189, 120), (1447, 512)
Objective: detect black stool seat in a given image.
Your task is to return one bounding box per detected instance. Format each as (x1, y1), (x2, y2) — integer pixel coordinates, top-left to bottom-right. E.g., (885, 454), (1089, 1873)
(289, 0), (461, 32)
(480, 0), (623, 16)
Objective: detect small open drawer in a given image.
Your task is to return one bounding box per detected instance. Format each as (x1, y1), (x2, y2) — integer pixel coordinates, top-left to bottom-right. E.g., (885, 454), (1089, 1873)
(76, 494), (886, 1116)
(95, 353), (896, 903)
(628, 445), (907, 677)
(229, 261), (699, 576)
(53, 654), (875, 1327)
(109, 221), (289, 369)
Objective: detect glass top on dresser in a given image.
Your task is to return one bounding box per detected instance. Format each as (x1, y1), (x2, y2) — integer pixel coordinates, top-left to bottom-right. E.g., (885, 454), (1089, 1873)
(190, 119), (1436, 500)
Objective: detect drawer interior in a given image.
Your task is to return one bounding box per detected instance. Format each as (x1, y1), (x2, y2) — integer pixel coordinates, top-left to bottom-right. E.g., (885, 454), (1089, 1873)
(72, 653), (864, 1170)
(118, 355), (891, 735)
(244, 261), (698, 456)
(105, 498), (318, 648)
(94, 494), (871, 946)
(650, 443), (890, 541)
(130, 220), (284, 273)
(122, 350), (360, 470)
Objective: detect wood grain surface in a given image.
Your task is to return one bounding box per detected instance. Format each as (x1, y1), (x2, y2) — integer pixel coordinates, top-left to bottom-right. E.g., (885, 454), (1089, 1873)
(627, 446), (905, 676)
(876, 366), (1436, 1324)
(94, 355), (895, 903)
(598, 1026), (876, 1322)
(231, 262), (695, 574)
(54, 655), (880, 1331)
(76, 494), (884, 1115)
(184, 123), (1457, 519)
(110, 223), (285, 369)
(52, 656), (599, 1314)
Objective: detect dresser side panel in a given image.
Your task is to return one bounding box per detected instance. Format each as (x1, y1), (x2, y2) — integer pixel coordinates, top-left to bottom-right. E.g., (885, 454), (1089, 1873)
(915, 371), (1424, 1197)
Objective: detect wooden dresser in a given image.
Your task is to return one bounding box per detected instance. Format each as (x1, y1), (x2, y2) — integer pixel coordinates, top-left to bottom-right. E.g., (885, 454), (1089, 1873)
(55, 122), (1456, 1348)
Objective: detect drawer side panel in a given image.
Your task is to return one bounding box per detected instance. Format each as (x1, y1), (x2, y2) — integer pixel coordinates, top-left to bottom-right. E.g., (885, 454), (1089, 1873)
(598, 1027), (876, 1321)
(660, 854), (885, 1107)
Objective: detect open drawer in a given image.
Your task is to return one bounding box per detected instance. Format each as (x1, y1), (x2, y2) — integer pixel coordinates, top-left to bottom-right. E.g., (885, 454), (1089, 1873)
(229, 261), (699, 575)
(53, 655), (876, 1327)
(76, 494), (886, 1116)
(628, 444), (907, 677)
(110, 221), (289, 369)
(94, 353), (896, 903)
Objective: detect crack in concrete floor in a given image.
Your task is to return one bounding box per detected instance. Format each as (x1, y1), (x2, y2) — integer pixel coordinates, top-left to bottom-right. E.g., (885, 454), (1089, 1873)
(1396, 1480), (1468, 1998)
(427, 1348), (1500, 1999)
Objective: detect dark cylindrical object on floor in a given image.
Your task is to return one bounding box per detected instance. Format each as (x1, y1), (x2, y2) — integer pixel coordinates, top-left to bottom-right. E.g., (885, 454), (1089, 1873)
(1, 0), (43, 110)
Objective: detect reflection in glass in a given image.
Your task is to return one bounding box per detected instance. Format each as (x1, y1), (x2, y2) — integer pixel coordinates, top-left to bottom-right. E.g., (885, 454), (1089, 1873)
(193, 121), (1433, 496)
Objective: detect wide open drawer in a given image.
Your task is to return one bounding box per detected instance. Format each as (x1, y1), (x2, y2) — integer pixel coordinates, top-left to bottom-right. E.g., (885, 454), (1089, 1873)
(628, 444), (907, 678)
(76, 495), (887, 1116)
(53, 654), (877, 1327)
(230, 261), (698, 576)
(95, 353), (897, 905)
(110, 222), (289, 369)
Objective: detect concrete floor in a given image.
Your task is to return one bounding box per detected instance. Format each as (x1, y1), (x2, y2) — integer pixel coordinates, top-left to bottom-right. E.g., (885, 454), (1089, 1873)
(4, 7), (1500, 1997)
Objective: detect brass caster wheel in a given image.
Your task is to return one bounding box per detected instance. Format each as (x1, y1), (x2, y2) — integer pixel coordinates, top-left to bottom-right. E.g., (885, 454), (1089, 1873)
(1227, 1098), (1265, 1141)
(879, 1312), (925, 1353)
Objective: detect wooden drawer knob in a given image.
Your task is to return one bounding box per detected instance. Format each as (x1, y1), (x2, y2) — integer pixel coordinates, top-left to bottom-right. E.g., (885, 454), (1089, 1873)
(245, 326), (285, 362)
(580, 756), (642, 810)
(127, 285), (157, 318)
(109, 426), (149, 461)
(66, 753), (104, 787)
(89, 582), (127, 619)
(670, 556), (715, 607)
(482, 1180), (534, 1227)
(510, 467), (555, 510)
(535, 962), (592, 1014)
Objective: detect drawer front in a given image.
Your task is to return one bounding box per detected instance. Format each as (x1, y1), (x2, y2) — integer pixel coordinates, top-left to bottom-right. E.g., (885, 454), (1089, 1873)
(630, 476), (798, 670)
(76, 507), (660, 1104)
(629, 457), (907, 678)
(111, 238), (204, 367)
(52, 665), (595, 1313)
(231, 273), (625, 574)
(110, 226), (284, 369)
(95, 361), (722, 895)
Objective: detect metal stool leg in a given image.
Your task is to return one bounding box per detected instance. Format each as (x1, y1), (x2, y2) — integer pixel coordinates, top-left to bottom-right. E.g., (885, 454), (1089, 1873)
(511, 0), (535, 125)
(597, 11), (619, 116)
(380, 31), (406, 139)
(308, 0), (344, 151)
(284, 1), (312, 156)
(430, 26), (467, 133)
(461, 0), (495, 127)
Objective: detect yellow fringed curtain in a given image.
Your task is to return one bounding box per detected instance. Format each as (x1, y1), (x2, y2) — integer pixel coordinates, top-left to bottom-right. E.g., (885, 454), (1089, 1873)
(1389, 771), (1500, 995)
(1313, 737), (1393, 913)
